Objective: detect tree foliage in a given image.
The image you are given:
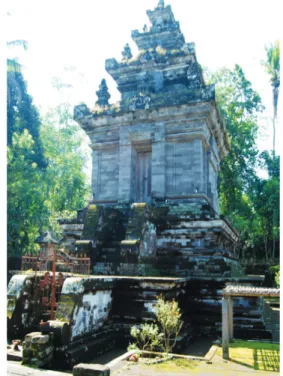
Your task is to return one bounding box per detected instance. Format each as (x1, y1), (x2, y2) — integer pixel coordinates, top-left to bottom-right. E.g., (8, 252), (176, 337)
(40, 102), (91, 236)
(209, 65), (263, 212)
(7, 72), (47, 168)
(7, 69), (91, 257)
(7, 130), (47, 255)
(207, 65), (279, 264)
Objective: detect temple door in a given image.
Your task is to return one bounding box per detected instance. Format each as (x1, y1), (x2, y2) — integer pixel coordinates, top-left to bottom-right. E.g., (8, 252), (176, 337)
(137, 151), (152, 202)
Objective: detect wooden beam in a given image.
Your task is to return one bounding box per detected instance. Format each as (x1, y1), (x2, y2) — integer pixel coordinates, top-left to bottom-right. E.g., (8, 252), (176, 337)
(223, 293), (280, 298)
(222, 297), (229, 359)
(228, 297), (233, 340)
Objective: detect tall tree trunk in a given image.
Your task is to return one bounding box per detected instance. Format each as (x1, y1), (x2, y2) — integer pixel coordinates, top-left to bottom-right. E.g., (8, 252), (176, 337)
(272, 212), (276, 263)
(272, 114), (276, 157)
(264, 235), (269, 263)
(272, 84), (279, 155)
(272, 85), (278, 261)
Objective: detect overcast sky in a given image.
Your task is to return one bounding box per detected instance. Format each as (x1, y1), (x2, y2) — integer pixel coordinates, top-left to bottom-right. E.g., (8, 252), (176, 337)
(6, 0), (282, 154)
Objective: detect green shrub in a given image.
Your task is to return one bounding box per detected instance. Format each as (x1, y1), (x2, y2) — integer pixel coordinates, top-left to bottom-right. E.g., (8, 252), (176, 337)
(155, 295), (183, 354)
(128, 296), (183, 355)
(128, 323), (163, 352)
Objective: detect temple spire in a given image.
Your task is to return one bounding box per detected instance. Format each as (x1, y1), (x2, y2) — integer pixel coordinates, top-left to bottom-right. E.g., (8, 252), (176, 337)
(156, 0), (165, 9)
(131, 2), (185, 51)
(96, 79), (110, 107)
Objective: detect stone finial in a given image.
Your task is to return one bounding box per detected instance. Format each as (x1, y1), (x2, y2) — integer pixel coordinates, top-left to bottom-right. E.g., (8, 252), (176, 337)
(156, 0), (165, 9)
(96, 79), (110, 107)
(122, 43), (133, 61)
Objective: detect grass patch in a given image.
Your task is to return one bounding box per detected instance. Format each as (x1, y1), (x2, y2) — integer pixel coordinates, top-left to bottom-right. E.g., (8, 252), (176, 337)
(264, 297), (280, 305)
(217, 340), (280, 372)
(146, 358), (198, 372)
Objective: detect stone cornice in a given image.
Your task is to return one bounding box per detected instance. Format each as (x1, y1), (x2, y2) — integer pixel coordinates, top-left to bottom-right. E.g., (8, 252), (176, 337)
(178, 219), (239, 243)
(77, 101), (229, 159)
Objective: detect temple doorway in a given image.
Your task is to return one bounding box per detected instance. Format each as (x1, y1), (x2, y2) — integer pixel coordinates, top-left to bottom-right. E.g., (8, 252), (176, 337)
(137, 151), (152, 202)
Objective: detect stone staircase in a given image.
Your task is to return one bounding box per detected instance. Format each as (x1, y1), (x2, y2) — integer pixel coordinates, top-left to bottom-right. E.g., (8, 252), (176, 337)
(59, 200), (272, 344)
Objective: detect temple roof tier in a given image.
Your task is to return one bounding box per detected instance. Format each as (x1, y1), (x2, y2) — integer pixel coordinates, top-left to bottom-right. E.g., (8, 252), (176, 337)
(132, 4), (185, 51)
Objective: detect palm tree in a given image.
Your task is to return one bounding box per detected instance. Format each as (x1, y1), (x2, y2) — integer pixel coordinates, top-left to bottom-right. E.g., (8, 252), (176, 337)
(7, 39), (28, 106)
(7, 40), (28, 71)
(261, 41), (280, 264)
(261, 40), (280, 156)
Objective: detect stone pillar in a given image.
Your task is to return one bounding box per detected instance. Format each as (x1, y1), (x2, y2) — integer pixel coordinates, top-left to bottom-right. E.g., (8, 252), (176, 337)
(228, 297), (233, 340)
(222, 296), (229, 359)
(151, 124), (165, 198)
(91, 149), (99, 199)
(118, 127), (132, 202)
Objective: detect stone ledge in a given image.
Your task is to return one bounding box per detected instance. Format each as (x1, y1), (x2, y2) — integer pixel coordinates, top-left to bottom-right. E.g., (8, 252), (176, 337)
(178, 219), (239, 242)
(73, 363), (110, 376)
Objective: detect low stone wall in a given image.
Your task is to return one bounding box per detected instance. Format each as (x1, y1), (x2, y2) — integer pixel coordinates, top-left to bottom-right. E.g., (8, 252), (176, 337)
(7, 274), (42, 338)
(8, 274), (272, 369)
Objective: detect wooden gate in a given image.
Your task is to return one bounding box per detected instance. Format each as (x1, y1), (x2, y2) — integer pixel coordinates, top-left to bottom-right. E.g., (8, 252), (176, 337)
(21, 249), (90, 320)
(21, 250), (90, 275)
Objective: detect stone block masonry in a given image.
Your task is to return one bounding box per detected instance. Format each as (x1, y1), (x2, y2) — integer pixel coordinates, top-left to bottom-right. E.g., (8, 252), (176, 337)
(73, 364), (110, 376)
(74, 1), (229, 212)
(22, 332), (54, 368)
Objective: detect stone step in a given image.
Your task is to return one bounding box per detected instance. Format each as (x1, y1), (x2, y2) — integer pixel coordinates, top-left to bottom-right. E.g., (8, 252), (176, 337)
(125, 203), (147, 240)
(234, 328), (272, 340)
(61, 332), (117, 369)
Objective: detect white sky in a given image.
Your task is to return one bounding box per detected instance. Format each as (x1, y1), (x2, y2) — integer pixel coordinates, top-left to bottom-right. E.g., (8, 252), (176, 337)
(6, 0), (282, 154)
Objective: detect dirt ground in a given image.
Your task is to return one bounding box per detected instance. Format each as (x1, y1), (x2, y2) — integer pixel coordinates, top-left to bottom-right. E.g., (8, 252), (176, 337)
(111, 354), (280, 376)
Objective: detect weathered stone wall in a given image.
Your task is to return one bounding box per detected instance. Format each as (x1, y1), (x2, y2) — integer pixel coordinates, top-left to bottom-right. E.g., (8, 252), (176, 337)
(8, 274), (271, 369)
(92, 146), (119, 200)
(7, 274), (41, 338)
(52, 275), (272, 366)
(79, 98), (225, 212)
(165, 140), (201, 195)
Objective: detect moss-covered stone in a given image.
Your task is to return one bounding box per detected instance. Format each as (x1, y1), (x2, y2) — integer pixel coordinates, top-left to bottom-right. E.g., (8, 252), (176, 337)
(73, 363), (110, 376)
(82, 205), (99, 241)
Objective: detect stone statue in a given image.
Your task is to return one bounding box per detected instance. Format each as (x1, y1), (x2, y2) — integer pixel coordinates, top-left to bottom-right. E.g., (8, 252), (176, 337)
(74, 104), (88, 120)
(122, 43), (133, 61)
(129, 94), (151, 111)
(96, 79), (110, 107)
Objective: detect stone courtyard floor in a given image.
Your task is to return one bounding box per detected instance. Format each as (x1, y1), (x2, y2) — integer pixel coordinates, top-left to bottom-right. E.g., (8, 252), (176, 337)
(111, 354), (279, 376)
(110, 340), (280, 376)
(7, 355), (279, 376)
(7, 340), (280, 376)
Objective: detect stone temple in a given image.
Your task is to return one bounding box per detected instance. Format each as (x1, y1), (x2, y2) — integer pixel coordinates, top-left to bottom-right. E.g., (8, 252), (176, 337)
(63, 0), (239, 278)
(7, 1), (274, 369)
